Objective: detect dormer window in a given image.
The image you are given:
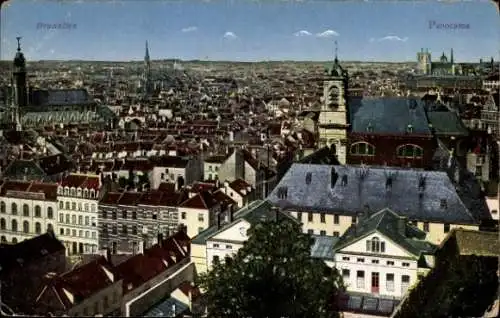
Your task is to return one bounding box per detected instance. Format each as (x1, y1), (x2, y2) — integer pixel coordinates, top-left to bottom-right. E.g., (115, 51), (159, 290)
(58, 187), (63, 195)
(77, 188), (82, 197)
(350, 142), (375, 156)
(366, 237), (385, 253)
(70, 188), (76, 196)
(397, 144), (423, 159)
(64, 187), (69, 195)
(90, 189), (95, 198)
(83, 189), (88, 198)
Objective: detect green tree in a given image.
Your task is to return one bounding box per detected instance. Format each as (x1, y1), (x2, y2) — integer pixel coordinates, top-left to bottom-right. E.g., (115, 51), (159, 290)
(197, 218), (345, 318)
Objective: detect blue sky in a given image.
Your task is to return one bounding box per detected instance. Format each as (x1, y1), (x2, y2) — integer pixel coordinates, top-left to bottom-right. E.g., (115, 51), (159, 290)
(1, 0), (499, 62)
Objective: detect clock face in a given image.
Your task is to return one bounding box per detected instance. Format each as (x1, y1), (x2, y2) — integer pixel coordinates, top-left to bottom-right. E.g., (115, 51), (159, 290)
(239, 227), (246, 237)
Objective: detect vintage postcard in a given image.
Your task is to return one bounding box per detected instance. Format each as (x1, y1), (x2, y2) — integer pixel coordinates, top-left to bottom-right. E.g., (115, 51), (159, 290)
(0, 0), (498, 317)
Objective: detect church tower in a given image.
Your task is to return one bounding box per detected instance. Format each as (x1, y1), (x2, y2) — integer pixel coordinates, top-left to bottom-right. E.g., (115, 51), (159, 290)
(318, 41), (349, 164)
(12, 36), (26, 131)
(143, 40), (152, 99)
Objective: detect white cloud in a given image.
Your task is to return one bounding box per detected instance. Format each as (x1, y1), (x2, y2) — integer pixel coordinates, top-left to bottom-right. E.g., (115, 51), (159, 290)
(181, 26), (198, 33)
(316, 29), (339, 38)
(223, 31), (238, 39)
(369, 35), (408, 43)
(294, 30), (312, 37)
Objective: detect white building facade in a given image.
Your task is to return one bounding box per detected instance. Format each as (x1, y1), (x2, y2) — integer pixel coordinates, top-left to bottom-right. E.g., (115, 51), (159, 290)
(56, 174), (101, 255)
(0, 182), (58, 244)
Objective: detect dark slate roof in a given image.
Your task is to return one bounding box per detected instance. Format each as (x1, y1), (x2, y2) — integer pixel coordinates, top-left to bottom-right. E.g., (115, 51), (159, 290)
(267, 163), (478, 225)
(142, 297), (189, 317)
(298, 146), (340, 165)
(310, 235), (338, 260)
(333, 208), (436, 257)
(31, 89), (92, 106)
(2, 159), (46, 180)
(337, 292), (399, 317)
(349, 98), (431, 135)
(192, 200), (297, 245)
(427, 112), (469, 136)
(0, 233), (64, 274)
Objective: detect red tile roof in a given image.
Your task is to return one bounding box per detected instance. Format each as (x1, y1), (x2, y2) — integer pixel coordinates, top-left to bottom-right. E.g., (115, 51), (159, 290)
(60, 174), (100, 191)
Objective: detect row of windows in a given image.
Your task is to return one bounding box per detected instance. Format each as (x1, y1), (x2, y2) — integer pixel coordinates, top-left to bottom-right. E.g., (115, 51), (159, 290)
(299, 212), (357, 224)
(212, 243), (232, 249)
(0, 202), (54, 218)
(342, 270), (410, 292)
(103, 224), (139, 235)
(59, 201), (96, 212)
(0, 218), (50, 234)
(341, 255), (410, 267)
(59, 214), (96, 227)
(59, 227), (97, 239)
(350, 142), (424, 159)
(102, 210), (163, 221)
(58, 187), (97, 199)
(1, 236), (18, 244)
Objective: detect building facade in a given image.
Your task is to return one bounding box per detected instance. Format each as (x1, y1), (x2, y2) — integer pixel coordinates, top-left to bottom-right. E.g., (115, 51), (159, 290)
(56, 174), (101, 255)
(0, 180), (58, 244)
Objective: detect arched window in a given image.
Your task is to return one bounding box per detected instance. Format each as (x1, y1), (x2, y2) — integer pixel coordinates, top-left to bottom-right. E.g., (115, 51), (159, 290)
(90, 189), (95, 198)
(83, 189), (89, 198)
(64, 187), (69, 195)
(47, 207), (54, 219)
(397, 144), (423, 159)
(58, 187), (63, 195)
(77, 188), (82, 197)
(350, 142), (376, 156)
(11, 203), (17, 215)
(35, 205), (42, 218)
(0, 218), (5, 230)
(366, 237), (386, 253)
(23, 204), (30, 217)
(71, 188), (76, 196)
(0, 201), (5, 213)
(12, 220), (18, 232)
(23, 221), (30, 233)
(35, 222), (42, 234)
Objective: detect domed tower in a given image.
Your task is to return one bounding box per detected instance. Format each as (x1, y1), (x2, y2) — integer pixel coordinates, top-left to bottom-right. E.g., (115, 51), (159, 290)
(318, 40), (349, 164)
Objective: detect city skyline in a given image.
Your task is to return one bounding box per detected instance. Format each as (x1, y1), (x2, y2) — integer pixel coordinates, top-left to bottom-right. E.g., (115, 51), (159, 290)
(1, 0), (499, 62)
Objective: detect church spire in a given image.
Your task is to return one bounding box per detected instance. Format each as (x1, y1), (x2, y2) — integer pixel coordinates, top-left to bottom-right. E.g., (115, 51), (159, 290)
(334, 40), (338, 64)
(145, 40), (150, 62)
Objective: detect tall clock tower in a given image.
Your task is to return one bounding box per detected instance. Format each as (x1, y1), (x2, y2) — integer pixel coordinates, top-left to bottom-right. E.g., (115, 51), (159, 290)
(318, 41), (349, 164)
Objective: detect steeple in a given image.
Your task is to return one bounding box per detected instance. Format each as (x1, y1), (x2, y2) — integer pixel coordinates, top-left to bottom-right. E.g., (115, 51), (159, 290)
(14, 36), (26, 70)
(334, 40), (338, 64)
(145, 40), (150, 63)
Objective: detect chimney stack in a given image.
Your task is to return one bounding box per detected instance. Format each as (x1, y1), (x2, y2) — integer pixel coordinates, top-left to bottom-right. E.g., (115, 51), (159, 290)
(229, 205), (234, 222)
(397, 217), (407, 237)
(272, 206), (280, 222)
(106, 247), (111, 261)
(157, 233), (163, 247)
(331, 167), (338, 188)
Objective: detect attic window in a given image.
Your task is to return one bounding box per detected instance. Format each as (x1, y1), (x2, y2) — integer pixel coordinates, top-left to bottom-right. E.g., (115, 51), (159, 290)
(305, 172), (312, 185)
(440, 199), (447, 209)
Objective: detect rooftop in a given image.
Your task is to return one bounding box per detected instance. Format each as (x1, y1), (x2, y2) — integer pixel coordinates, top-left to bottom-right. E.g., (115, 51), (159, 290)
(268, 163), (478, 225)
(349, 97), (431, 135)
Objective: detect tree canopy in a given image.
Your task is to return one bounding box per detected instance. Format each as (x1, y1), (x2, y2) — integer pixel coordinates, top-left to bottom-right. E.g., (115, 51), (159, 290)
(197, 218), (344, 318)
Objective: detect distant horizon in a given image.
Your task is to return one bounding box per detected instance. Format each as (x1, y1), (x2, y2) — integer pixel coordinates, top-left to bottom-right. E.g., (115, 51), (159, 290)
(1, 1), (498, 62)
(1, 57), (495, 64)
